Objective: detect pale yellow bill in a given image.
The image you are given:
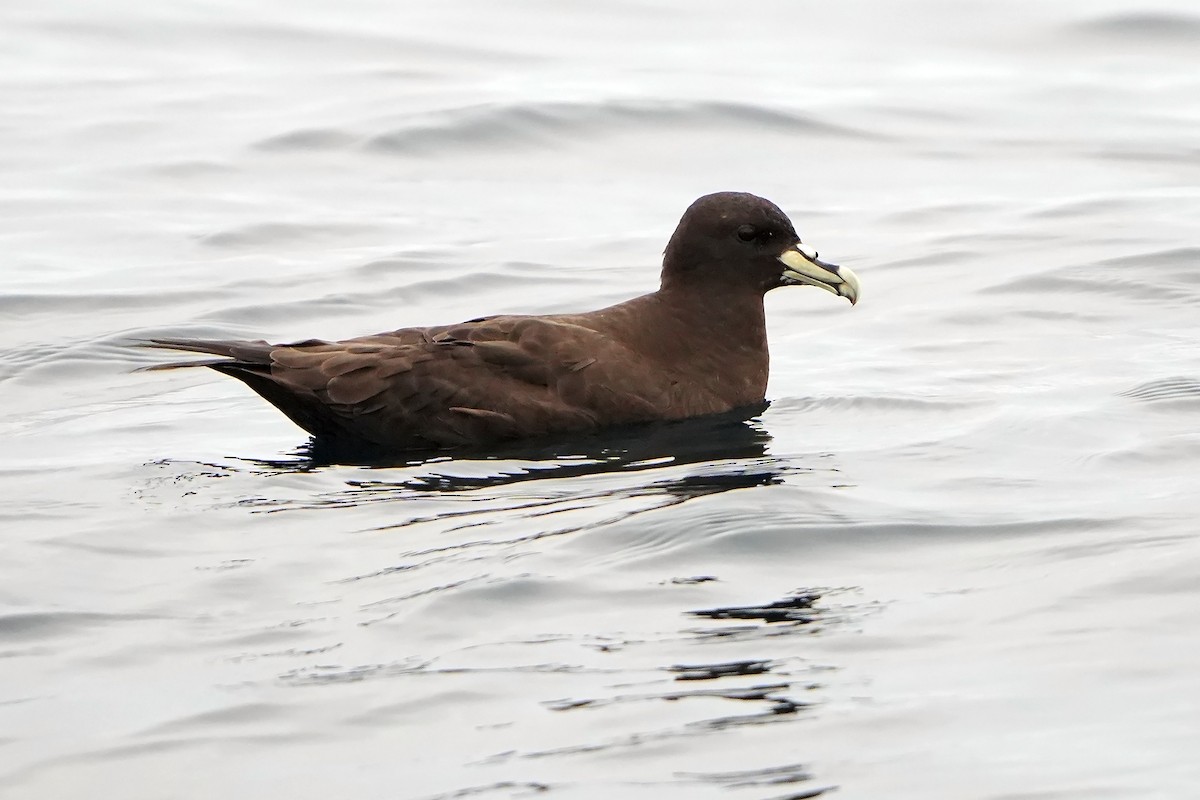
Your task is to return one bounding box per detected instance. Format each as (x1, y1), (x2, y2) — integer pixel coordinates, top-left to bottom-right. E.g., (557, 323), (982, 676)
(778, 245), (860, 305)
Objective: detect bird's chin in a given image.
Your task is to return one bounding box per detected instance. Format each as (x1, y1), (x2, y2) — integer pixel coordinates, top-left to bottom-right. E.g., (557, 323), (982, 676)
(777, 245), (860, 305)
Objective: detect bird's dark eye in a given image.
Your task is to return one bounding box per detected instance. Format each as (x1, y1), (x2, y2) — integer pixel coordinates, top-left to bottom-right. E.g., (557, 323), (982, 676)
(736, 224), (757, 242)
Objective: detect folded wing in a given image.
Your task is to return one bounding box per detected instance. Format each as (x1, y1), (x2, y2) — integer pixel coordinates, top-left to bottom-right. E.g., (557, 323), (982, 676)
(145, 315), (671, 450)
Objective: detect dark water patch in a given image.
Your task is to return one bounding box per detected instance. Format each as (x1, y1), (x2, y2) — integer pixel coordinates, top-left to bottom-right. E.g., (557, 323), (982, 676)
(262, 403), (774, 480)
(419, 783), (551, 800)
(688, 704), (812, 730)
(1119, 377), (1200, 404)
(520, 700), (806, 760)
(376, 463), (781, 505)
(364, 100), (887, 156)
(683, 589), (875, 644)
(667, 575), (719, 585)
(198, 221), (382, 249)
(1067, 12), (1200, 44)
(677, 762), (817, 789)
(690, 594), (822, 624)
(546, 682), (804, 713)
(678, 763), (835, 799)
(280, 658), (595, 687)
(670, 659), (774, 681)
(762, 789), (833, 800)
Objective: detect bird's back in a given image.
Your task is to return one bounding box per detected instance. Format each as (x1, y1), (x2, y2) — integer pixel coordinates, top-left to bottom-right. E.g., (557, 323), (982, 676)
(148, 303), (695, 451)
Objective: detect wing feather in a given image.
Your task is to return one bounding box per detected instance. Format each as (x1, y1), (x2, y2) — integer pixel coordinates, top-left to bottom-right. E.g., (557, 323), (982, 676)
(142, 314), (677, 450)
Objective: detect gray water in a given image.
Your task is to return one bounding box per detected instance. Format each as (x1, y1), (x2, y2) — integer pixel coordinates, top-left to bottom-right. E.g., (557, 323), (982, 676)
(3, 1), (1200, 798)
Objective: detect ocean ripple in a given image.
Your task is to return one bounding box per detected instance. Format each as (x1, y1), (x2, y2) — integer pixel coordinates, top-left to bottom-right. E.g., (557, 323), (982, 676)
(1119, 377), (1200, 404)
(255, 99), (888, 157)
(1067, 12), (1200, 44)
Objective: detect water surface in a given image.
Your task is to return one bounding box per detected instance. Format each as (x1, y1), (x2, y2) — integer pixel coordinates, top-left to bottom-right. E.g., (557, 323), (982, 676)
(3, 2), (1200, 798)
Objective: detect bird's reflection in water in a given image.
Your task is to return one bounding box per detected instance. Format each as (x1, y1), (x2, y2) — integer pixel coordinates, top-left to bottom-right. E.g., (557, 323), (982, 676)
(243, 403), (812, 534)
(267, 403), (778, 486)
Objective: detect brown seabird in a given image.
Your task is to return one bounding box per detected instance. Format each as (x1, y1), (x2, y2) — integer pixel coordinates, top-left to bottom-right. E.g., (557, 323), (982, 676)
(145, 192), (860, 451)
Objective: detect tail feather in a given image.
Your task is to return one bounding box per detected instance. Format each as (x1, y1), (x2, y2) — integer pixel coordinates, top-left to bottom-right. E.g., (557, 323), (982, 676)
(139, 337), (276, 363)
(138, 358), (241, 372)
(138, 337), (360, 443)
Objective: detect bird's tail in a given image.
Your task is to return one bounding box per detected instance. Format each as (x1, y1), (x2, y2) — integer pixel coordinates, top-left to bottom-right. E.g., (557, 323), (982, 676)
(135, 338), (275, 371)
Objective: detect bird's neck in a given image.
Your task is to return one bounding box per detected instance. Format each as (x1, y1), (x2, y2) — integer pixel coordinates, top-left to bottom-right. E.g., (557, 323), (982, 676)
(606, 286), (770, 403)
(654, 283), (768, 345)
